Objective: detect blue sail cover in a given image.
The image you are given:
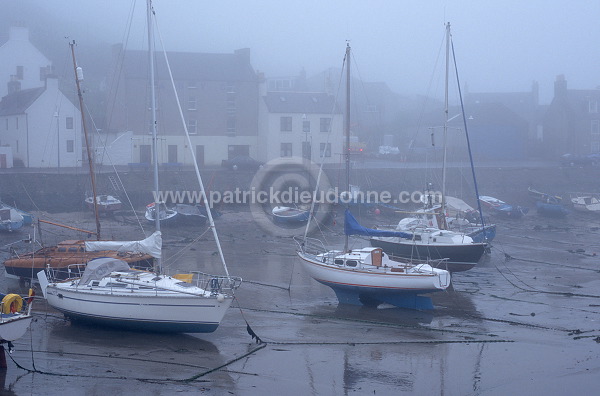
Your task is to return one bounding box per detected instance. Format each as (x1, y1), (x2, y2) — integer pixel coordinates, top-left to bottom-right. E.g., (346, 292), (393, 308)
(344, 209), (413, 239)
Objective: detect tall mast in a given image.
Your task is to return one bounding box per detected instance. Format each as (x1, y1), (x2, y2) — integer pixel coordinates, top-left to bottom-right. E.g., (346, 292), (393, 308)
(344, 43), (351, 253)
(147, 0), (161, 271)
(70, 41), (101, 240)
(440, 22), (450, 230)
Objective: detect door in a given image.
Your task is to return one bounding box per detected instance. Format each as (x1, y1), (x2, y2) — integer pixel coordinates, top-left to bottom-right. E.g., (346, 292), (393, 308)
(140, 145), (151, 164)
(195, 145), (205, 167)
(168, 145), (178, 163)
(0, 154), (6, 168)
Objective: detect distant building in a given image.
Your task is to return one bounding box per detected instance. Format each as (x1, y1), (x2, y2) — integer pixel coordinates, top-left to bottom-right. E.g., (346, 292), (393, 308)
(0, 26), (53, 98)
(542, 74), (600, 157)
(465, 82), (540, 157)
(104, 46), (260, 166)
(0, 76), (83, 168)
(259, 91), (343, 164)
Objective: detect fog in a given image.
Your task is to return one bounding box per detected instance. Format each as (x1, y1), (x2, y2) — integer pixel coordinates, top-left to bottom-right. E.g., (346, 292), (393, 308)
(3, 0), (600, 104)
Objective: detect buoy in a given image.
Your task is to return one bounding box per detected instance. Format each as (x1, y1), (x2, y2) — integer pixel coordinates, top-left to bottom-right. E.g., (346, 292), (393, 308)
(374, 208), (381, 215)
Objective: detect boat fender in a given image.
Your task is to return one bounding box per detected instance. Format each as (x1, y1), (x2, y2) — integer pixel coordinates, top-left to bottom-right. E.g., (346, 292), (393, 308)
(217, 294), (225, 303)
(1, 294), (23, 314)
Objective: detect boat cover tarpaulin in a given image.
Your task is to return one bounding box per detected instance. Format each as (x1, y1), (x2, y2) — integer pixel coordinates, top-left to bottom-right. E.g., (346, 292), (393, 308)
(80, 258), (131, 285)
(344, 209), (412, 238)
(85, 231), (162, 258)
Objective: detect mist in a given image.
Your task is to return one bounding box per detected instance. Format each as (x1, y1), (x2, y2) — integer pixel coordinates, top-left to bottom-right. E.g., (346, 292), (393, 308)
(3, 0), (600, 104)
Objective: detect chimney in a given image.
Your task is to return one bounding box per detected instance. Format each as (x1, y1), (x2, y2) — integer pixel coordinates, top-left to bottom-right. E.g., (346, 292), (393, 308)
(554, 74), (567, 99)
(7, 75), (21, 94)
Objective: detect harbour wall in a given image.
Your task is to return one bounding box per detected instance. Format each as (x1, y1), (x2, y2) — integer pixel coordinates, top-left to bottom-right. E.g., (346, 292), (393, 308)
(0, 163), (598, 213)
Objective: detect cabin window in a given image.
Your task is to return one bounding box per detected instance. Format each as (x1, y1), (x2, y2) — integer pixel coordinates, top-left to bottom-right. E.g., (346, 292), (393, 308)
(58, 247), (67, 252)
(346, 260), (358, 267)
(334, 259), (344, 265)
(68, 247), (78, 252)
(91, 281), (99, 286)
(414, 235), (421, 241)
(280, 117), (292, 132)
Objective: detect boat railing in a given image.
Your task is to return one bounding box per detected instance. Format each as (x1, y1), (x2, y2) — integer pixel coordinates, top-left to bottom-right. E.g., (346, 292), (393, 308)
(189, 272), (243, 294)
(46, 263), (86, 281)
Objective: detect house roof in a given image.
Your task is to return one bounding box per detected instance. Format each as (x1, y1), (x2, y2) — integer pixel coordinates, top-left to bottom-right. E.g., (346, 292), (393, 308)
(122, 49), (258, 82)
(263, 91), (341, 114)
(0, 87), (44, 116)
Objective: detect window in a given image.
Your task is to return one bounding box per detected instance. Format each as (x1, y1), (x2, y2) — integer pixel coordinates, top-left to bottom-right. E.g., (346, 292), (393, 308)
(320, 143), (331, 158)
(303, 121), (310, 133)
(66, 117), (74, 129)
(320, 117), (331, 132)
(16, 66), (23, 80)
(592, 120), (600, 137)
(187, 119), (197, 134)
(590, 101), (598, 114)
(280, 117), (292, 132)
(188, 96), (197, 110)
(67, 140), (74, 153)
(280, 143), (292, 157)
(227, 116), (236, 136)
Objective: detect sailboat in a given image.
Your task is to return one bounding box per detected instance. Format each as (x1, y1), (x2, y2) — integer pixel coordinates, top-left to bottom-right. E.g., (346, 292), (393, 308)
(84, 194), (122, 214)
(0, 203), (24, 232)
(37, 1), (241, 333)
(296, 44), (451, 310)
(0, 290), (35, 350)
(370, 23), (487, 272)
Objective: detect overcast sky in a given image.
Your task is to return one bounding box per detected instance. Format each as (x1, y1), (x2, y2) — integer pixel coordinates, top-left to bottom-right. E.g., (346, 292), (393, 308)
(8, 1), (600, 104)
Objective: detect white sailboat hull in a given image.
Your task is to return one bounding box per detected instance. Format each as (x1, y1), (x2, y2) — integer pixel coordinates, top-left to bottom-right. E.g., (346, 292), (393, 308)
(298, 253), (449, 293)
(44, 284), (232, 333)
(0, 314), (33, 341)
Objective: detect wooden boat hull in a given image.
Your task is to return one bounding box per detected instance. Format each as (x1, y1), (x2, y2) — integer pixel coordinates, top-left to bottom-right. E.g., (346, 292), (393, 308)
(369, 238), (485, 272)
(4, 242), (153, 280)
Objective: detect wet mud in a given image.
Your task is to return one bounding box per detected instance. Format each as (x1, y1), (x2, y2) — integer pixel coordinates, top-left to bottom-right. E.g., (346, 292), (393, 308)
(1, 206), (599, 395)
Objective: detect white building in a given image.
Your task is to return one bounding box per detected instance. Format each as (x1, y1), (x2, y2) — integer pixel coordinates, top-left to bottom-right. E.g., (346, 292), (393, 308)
(0, 76), (83, 168)
(0, 26), (53, 98)
(259, 91), (343, 164)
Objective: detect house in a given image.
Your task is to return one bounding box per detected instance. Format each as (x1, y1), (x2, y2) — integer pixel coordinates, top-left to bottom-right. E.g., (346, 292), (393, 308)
(104, 46), (260, 167)
(0, 76), (82, 168)
(542, 74), (600, 158)
(465, 82), (541, 157)
(0, 26), (53, 98)
(259, 91), (343, 164)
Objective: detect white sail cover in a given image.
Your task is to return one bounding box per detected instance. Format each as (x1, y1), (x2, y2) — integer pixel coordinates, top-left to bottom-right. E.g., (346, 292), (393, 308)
(85, 231), (162, 258)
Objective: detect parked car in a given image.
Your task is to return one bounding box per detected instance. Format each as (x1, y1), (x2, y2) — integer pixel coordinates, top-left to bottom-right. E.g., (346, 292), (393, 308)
(221, 156), (264, 171)
(560, 153), (594, 167)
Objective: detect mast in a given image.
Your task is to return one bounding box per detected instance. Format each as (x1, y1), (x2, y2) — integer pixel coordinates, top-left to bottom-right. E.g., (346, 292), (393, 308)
(440, 23), (450, 230)
(344, 43), (351, 253)
(147, 0), (162, 271)
(70, 41), (101, 240)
